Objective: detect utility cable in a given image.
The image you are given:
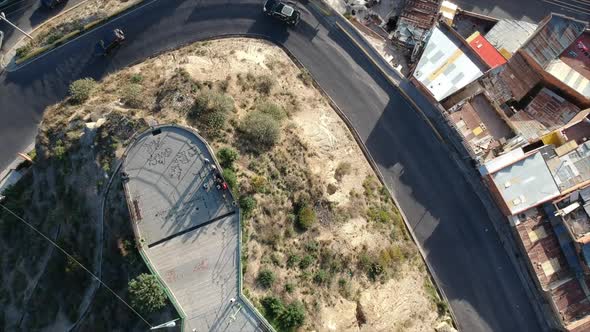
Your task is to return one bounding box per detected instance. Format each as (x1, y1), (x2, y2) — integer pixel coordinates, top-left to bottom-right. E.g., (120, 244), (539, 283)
(0, 203), (153, 328)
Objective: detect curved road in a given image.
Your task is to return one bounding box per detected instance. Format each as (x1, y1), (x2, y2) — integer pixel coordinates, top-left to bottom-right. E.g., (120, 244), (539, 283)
(0, 0), (545, 331)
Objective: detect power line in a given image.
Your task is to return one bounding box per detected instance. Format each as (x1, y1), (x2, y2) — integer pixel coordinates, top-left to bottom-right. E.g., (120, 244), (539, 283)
(0, 203), (153, 328)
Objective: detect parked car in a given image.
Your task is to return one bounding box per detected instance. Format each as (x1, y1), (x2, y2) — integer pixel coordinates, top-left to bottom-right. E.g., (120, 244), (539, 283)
(263, 0), (300, 26)
(40, 0), (66, 9)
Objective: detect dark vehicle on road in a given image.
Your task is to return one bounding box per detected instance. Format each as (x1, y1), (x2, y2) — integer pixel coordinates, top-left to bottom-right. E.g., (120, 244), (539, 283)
(41, 0), (66, 9)
(263, 0), (300, 26)
(100, 29), (125, 55)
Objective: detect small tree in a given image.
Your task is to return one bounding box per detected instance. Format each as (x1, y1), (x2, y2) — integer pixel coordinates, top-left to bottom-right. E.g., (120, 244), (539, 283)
(128, 273), (167, 314)
(257, 269), (276, 289)
(217, 147), (239, 169)
(261, 296), (284, 319)
(278, 301), (305, 329)
(121, 83), (144, 108)
(239, 111), (280, 150)
(239, 195), (256, 216)
(69, 78), (96, 104)
(188, 91), (234, 130)
(296, 205), (316, 231)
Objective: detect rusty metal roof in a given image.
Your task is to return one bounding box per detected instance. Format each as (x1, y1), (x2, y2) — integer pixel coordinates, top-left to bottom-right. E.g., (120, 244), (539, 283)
(521, 14), (587, 68)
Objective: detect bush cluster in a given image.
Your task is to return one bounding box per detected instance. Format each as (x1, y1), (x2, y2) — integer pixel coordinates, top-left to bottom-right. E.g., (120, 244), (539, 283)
(260, 296), (306, 330)
(216, 147), (239, 169)
(257, 269), (276, 289)
(188, 90), (235, 131)
(239, 111), (280, 150)
(69, 78), (96, 104)
(128, 273), (167, 314)
(121, 83), (144, 108)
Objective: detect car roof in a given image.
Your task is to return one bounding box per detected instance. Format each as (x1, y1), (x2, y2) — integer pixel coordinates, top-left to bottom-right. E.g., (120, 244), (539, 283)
(280, 5), (294, 16)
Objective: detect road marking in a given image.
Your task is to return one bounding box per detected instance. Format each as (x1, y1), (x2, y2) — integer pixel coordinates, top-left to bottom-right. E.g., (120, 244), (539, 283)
(334, 21), (445, 143)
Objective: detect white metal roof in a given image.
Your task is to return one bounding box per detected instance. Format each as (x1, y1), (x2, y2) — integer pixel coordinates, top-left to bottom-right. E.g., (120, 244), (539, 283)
(413, 26), (485, 101)
(485, 19), (538, 55)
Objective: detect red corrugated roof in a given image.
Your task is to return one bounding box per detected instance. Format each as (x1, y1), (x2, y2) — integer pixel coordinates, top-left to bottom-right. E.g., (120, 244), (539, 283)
(468, 33), (507, 69)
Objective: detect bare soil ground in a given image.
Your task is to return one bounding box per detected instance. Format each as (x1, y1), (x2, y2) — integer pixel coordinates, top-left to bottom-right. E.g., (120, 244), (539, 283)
(0, 37), (449, 331)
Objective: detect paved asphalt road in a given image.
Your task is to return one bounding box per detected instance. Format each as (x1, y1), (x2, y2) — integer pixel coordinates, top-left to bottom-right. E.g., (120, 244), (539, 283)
(0, 0), (546, 331)
(0, 0), (87, 52)
(455, 0), (590, 22)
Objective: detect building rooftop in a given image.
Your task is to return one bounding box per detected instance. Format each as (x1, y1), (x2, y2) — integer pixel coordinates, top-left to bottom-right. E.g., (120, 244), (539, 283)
(448, 93), (513, 159)
(450, 10), (497, 39)
(562, 109), (590, 144)
(546, 141), (590, 192)
(559, 31), (590, 80)
(545, 59), (590, 100)
(393, 0), (441, 46)
(521, 14), (587, 68)
(514, 208), (570, 289)
(490, 150), (561, 215)
(550, 277), (590, 330)
(556, 191), (590, 243)
(485, 19), (538, 57)
(413, 24), (488, 101)
(509, 88), (581, 142)
(466, 32), (507, 69)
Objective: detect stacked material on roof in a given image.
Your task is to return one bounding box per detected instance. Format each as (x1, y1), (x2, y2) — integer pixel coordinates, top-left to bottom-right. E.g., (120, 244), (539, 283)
(393, 0), (442, 46)
(485, 19), (538, 58)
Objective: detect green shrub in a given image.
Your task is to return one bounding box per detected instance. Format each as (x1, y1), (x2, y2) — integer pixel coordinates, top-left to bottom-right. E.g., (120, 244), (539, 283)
(130, 73), (144, 83)
(286, 254), (300, 268)
(299, 255), (313, 270)
(239, 111), (281, 150)
(16, 43), (33, 58)
(217, 147), (239, 169)
(239, 195), (256, 216)
(367, 206), (392, 223)
(250, 176), (267, 193)
(128, 274), (167, 314)
(313, 269), (329, 285)
(69, 78), (96, 104)
(222, 169), (237, 190)
(296, 205), (316, 231)
(121, 83), (144, 108)
(285, 283), (295, 293)
(261, 296), (284, 319)
(278, 301), (306, 329)
(54, 140), (67, 161)
(257, 101), (286, 121)
(257, 269), (276, 289)
(188, 91), (234, 130)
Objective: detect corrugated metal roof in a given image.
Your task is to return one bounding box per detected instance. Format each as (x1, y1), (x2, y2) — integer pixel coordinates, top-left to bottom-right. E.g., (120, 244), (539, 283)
(413, 26), (486, 101)
(546, 59), (590, 98)
(521, 14), (586, 68)
(467, 32), (507, 69)
(485, 19), (538, 55)
(524, 88), (581, 131)
(491, 151), (561, 215)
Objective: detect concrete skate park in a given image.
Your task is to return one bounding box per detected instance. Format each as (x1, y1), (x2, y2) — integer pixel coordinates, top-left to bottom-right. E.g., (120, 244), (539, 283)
(121, 125), (269, 331)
